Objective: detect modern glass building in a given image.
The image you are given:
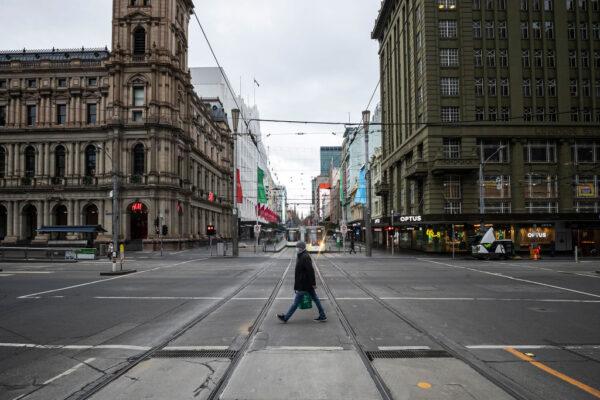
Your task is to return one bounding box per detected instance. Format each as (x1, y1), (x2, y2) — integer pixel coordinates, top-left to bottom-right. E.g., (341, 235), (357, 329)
(320, 146), (342, 176)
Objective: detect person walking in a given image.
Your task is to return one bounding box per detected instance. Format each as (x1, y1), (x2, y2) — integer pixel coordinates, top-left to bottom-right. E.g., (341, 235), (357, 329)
(349, 234), (356, 254)
(277, 242), (327, 323)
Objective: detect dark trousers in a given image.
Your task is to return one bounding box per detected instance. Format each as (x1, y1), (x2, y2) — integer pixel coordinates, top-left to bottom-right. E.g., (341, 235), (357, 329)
(284, 288), (326, 321)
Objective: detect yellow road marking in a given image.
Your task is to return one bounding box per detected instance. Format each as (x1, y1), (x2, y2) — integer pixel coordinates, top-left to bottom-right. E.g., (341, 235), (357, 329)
(505, 347), (600, 398)
(417, 381), (432, 389)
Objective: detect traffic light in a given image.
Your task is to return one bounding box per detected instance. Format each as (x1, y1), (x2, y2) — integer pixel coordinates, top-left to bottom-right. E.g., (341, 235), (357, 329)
(162, 225), (168, 236)
(206, 225), (216, 236)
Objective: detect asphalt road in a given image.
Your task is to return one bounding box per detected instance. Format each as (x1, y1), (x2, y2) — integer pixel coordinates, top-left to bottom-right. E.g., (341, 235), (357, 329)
(0, 248), (598, 399)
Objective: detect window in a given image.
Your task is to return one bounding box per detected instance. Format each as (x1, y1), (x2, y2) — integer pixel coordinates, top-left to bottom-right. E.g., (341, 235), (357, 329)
(473, 21), (482, 38)
(581, 50), (590, 68)
(573, 142), (597, 163)
(498, 21), (507, 39)
(416, 59), (423, 77)
(486, 0), (494, 8)
(474, 49), (483, 66)
(570, 79), (578, 96)
(438, 0), (457, 9)
(443, 175), (462, 214)
(545, 22), (554, 39)
(522, 49), (530, 67)
(568, 23), (576, 40)
(580, 0), (588, 10)
(87, 77), (97, 86)
(439, 20), (458, 38)
(0, 147), (4, 178)
(475, 78), (484, 96)
(595, 51), (600, 68)
(486, 21), (495, 38)
(593, 23), (600, 39)
(500, 78), (509, 96)
(596, 80), (600, 97)
(57, 78), (67, 88)
(523, 79), (531, 96)
(499, 49), (508, 67)
(54, 145), (65, 178)
(527, 201), (559, 213)
(548, 107), (557, 121)
(533, 0), (541, 9)
(525, 140), (557, 163)
(567, 0), (575, 10)
(536, 107), (545, 121)
(548, 79), (556, 96)
(441, 107), (460, 122)
(521, 0), (529, 10)
(25, 146), (35, 178)
(443, 138), (461, 158)
(524, 107), (533, 121)
(534, 50), (543, 67)
(132, 110), (143, 122)
(594, 0), (600, 10)
(133, 144), (145, 175)
(133, 27), (146, 55)
(440, 77), (460, 96)
(571, 107), (579, 122)
(0, 105), (5, 126)
(581, 23), (588, 40)
(474, 0), (481, 9)
(86, 103), (97, 124)
(133, 86), (145, 106)
(488, 78), (497, 96)
(476, 107), (485, 121)
(569, 50), (577, 68)
(487, 50), (496, 67)
(498, 0), (507, 9)
(500, 107), (510, 121)
(0, 79), (6, 89)
(27, 105), (36, 126)
(440, 49), (459, 66)
(488, 107), (497, 121)
(444, 201), (462, 214)
(544, 0), (554, 9)
(532, 21), (542, 39)
(582, 79), (591, 96)
(85, 145), (96, 177)
(583, 108), (592, 122)
(525, 174), (558, 198)
(482, 175), (511, 198)
(479, 139), (510, 162)
(56, 104), (66, 125)
(27, 79), (37, 88)
(536, 79), (545, 96)
(546, 50), (556, 67)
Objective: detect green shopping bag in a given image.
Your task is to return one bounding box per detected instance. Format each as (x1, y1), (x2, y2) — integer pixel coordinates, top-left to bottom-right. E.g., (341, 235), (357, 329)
(299, 293), (313, 309)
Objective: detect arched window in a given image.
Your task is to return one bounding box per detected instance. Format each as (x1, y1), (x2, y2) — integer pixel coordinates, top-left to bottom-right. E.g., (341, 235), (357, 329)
(0, 147), (5, 178)
(53, 205), (68, 226)
(133, 27), (146, 55)
(133, 144), (145, 175)
(84, 204), (99, 226)
(85, 145), (96, 177)
(25, 146), (35, 178)
(55, 145), (65, 177)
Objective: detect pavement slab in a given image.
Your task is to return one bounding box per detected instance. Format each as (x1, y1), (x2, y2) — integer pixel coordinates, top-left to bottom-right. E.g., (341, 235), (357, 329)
(220, 348), (381, 400)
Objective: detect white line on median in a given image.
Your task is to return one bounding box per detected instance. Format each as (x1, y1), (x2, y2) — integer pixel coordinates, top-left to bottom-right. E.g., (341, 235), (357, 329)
(94, 296), (224, 300)
(419, 259), (600, 299)
(42, 358), (96, 385)
(380, 297), (600, 303)
(16, 258), (209, 299)
(0, 343), (151, 351)
(265, 346), (344, 351)
(163, 346), (229, 351)
(466, 344), (600, 350)
(378, 346), (432, 351)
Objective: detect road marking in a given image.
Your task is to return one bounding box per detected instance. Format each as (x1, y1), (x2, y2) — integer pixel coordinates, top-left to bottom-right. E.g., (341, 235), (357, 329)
(163, 346), (229, 351)
(380, 297), (600, 303)
(94, 296), (224, 300)
(0, 343), (151, 351)
(43, 358), (96, 385)
(17, 258), (209, 299)
(420, 259), (600, 299)
(468, 344), (600, 350)
(492, 261), (600, 279)
(266, 346), (344, 351)
(232, 297), (270, 300)
(2, 271), (52, 274)
(505, 347), (600, 398)
(378, 346), (431, 351)
(336, 297), (373, 300)
(0, 274), (15, 277)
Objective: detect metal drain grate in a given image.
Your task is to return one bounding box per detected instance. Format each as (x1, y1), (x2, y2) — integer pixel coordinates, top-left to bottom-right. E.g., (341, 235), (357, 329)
(153, 349), (238, 359)
(366, 349), (452, 361)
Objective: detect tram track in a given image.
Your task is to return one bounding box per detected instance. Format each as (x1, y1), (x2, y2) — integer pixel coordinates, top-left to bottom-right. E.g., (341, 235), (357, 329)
(320, 254), (544, 400)
(70, 250), (293, 400)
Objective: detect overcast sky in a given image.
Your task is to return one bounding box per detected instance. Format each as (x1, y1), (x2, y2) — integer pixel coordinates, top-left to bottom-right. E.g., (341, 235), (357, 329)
(0, 0), (381, 216)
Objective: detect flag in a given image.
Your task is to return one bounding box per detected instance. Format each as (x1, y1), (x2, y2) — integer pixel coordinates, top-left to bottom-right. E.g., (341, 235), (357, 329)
(340, 172), (344, 205)
(354, 166), (367, 204)
(257, 167), (267, 204)
(236, 169), (243, 204)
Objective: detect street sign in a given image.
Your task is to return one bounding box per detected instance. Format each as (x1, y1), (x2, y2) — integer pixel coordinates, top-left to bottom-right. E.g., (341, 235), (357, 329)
(254, 224), (261, 235)
(341, 224), (348, 235)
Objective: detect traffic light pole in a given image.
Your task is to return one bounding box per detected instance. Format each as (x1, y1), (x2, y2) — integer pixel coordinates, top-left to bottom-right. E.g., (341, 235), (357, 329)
(231, 109), (240, 257)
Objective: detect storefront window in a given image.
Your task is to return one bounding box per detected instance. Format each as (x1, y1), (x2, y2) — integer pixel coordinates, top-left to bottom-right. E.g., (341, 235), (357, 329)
(519, 225), (555, 245)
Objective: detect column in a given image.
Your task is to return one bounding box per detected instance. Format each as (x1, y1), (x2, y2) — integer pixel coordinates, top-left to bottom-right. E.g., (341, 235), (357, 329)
(43, 201), (50, 226)
(510, 140), (525, 213)
(37, 201), (43, 229)
(13, 201), (19, 239)
(68, 200), (74, 226)
(44, 143), (50, 177)
(558, 140), (573, 213)
(99, 141), (105, 175)
(6, 201), (14, 237)
(36, 145), (43, 177)
(7, 144), (13, 176)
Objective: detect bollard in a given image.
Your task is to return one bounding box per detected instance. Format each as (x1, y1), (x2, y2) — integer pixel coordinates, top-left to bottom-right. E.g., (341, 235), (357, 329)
(112, 251), (117, 272)
(575, 245), (579, 263)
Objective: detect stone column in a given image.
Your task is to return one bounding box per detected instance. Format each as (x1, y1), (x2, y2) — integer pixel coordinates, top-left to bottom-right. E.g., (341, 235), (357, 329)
(43, 201), (50, 226)
(68, 200), (75, 226)
(6, 201), (14, 237)
(13, 201), (20, 239)
(7, 144), (13, 176)
(44, 143), (50, 177)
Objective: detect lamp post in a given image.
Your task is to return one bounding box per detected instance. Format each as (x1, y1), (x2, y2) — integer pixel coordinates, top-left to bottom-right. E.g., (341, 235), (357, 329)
(479, 145), (507, 234)
(362, 110), (372, 257)
(231, 108), (240, 257)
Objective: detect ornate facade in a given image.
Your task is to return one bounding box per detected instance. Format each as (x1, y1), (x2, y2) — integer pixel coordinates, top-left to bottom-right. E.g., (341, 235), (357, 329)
(0, 0), (234, 248)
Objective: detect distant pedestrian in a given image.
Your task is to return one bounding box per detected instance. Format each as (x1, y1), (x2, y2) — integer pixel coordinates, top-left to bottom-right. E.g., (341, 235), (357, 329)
(277, 242), (327, 323)
(349, 234), (356, 254)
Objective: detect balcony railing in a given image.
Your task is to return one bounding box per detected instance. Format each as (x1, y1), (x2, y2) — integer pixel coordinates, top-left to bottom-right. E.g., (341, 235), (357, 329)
(405, 160), (428, 179)
(374, 182), (390, 196)
(431, 157), (478, 175)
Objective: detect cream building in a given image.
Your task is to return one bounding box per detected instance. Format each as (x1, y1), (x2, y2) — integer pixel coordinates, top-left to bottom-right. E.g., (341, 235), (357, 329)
(0, 0), (233, 249)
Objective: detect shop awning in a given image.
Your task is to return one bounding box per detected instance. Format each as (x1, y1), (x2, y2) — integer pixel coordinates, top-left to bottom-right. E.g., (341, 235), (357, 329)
(37, 225), (107, 234)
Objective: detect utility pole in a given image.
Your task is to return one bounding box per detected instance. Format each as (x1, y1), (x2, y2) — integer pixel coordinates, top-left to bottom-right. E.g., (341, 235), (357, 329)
(363, 110), (372, 257)
(231, 109), (240, 257)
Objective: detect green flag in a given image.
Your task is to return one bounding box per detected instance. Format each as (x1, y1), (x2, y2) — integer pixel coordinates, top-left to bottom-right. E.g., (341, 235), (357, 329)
(340, 172), (344, 205)
(257, 167), (267, 204)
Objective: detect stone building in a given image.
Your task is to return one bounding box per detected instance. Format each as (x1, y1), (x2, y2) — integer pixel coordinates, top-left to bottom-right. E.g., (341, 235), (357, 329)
(372, 0), (600, 254)
(0, 0), (233, 249)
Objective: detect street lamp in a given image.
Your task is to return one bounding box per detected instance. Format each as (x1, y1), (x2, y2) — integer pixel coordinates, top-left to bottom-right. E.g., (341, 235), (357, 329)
(479, 145), (507, 234)
(231, 108), (240, 257)
(362, 109), (372, 257)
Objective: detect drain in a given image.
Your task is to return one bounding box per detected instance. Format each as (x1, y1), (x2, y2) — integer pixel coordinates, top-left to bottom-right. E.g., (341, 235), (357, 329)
(153, 349), (238, 359)
(366, 349), (452, 360)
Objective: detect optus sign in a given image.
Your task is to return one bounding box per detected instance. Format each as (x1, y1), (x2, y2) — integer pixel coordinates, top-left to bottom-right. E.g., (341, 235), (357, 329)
(400, 215), (422, 222)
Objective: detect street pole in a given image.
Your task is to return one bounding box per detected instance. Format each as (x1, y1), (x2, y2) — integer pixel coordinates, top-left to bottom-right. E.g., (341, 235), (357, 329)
(363, 110), (372, 257)
(231, 109), (240, 257)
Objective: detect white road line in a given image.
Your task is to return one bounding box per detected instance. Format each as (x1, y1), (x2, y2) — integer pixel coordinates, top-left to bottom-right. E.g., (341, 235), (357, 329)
(163, 346), (229, 351)
(232, 297), (269, 300)
(380, 297), (600, 303)
(0, 274), (15, 277)
(2, 271), (52, 274)
(419, 259), (600, 299)
(266, 346), (344, 351)
(378, 346), (431, 351)
(17, 258), (209, 299)
(0, 343), (150, 351)
(336, 297), (373, 300)
(491, 261), (600, 280)
(466, 345), (600, 350)
(93, 296), (224, 300)
(42, 358), (95, 385)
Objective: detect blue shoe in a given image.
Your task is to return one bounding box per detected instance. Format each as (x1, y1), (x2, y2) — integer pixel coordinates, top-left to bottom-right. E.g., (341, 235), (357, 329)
(277, 314), (287, 323)
(314, 316), (327, 322)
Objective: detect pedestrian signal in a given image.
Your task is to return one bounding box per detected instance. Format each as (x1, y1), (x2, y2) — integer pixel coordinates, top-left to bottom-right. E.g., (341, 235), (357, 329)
(207, 225), (216, 236)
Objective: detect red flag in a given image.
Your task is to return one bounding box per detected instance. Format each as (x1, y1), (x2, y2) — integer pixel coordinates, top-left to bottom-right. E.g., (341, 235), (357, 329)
(236, 169), (243, 204)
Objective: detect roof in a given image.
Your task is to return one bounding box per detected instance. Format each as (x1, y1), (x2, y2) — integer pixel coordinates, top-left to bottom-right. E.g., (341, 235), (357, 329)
(372, 0), (395, 40)
(37, 225), (107, 234)
(0, 48), (110, 63)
